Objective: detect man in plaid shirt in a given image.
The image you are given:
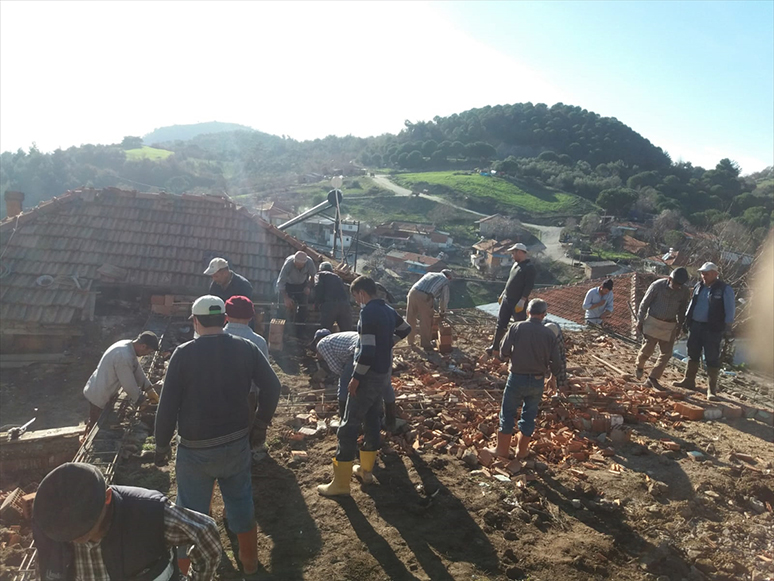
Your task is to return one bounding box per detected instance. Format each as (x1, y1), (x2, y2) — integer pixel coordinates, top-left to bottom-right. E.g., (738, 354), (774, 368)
(33, 462), (221, 581)
(314, 329), (359, 418)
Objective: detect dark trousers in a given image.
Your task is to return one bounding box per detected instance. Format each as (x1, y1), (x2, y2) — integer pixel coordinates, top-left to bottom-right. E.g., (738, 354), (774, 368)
(283, 283), (309, 327)
(319, 300), (353, 332)
(496, 297), (527, 332)
(687, 321), (723, 368)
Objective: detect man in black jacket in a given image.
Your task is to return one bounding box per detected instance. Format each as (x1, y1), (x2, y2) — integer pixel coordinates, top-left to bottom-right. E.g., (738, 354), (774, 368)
(314, 262), (353, 332)
(486, 243), (536, 358)
(33, 462), (221, 581)
(155, 295), (281, 577)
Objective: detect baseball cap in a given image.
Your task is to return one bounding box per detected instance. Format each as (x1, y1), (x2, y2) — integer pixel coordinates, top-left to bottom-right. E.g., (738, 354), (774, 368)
(203, 257), (229, 275)
(698, 262), (719, 273)
(191, 295), (225, 317)
(313, 328), (331, 345)
(225, 295), (255, 319)
(670, 267), (689, 285)
(33, 462), (107, 542)
(507, 243), (528, 252)
(135, 331), (159, 351)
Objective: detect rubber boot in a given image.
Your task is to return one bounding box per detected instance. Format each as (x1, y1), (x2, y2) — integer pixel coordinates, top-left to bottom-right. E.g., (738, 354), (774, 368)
(338, 400), (346, 419)
(353, 450), (378, 484)
(236, 525), (259, 576)
(673, 360), (699, 390)
(486, 328), (506, 358)
(707, 367), (720, 402)
(383, 402), (397, 432)
(516, 432), (532, 459)
(317, 459), (353, 497)
(177, 558), (191, 576)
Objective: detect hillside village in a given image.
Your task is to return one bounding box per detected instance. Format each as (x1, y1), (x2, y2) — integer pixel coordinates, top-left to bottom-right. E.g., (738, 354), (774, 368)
(0, 113), (772, 581)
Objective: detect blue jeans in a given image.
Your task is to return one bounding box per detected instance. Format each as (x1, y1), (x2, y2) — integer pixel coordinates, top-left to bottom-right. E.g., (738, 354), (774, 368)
(336, 371), (386, 461)
(337, 360), (394, 405)
(175, 437), (255, 535)
(499, 373), (544, 437)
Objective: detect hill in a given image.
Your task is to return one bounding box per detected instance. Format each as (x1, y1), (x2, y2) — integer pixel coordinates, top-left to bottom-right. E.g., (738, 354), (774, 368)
(142, 121), (256, 144)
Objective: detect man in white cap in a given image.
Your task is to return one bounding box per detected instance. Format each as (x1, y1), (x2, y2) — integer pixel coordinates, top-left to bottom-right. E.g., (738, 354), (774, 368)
(204, 257), (254, 303)
(486, 243), (536, 359)
(674, 262), (735, 401)
(276, 250), (317, 337)
(155, 295), (281, 577)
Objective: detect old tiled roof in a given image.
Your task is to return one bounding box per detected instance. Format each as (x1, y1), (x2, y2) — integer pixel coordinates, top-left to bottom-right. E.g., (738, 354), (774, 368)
(0, 188), (328, 327)
(472, 239), (514, 254)
(533, 272), (659, 338)
(620, 235), (651, 257)
(384, 250), (441, 265)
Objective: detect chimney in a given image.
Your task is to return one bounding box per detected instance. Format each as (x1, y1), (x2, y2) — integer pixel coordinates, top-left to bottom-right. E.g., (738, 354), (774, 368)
(4, 191), (24, 218)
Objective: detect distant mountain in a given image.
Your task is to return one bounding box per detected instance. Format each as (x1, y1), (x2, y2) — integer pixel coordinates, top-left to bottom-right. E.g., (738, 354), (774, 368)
(143, 122), (255, 144)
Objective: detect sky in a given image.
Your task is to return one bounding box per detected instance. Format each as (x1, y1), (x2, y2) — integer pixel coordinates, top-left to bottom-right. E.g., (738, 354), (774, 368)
(1, 1), (772, 174)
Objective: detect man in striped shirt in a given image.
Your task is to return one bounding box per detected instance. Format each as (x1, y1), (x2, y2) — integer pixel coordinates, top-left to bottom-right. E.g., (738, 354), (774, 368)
(33, 462), (222, 581)
(406, 269), (453, 350)
(318, 276), (411, 497)
(314, 329), (359, 417)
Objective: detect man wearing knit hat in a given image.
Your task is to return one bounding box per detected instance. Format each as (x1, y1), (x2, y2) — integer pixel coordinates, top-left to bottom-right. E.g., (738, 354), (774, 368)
(33, 462), (221, 581)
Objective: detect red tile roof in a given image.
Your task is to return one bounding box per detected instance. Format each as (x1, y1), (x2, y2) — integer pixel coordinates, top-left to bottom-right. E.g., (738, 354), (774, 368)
(0, 188), (330, 327)
(533, 272), (659, 338)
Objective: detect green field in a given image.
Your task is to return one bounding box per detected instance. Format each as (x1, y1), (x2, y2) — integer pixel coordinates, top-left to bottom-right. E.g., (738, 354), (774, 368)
(125, 146), (174, 161)
(392, 171), (598, 218)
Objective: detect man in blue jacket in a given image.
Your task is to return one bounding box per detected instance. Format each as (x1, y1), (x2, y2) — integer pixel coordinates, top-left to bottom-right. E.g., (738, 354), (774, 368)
(318, 276), (411, 496)
(155, 295), (281, 577)
(674, 262), (735, 401)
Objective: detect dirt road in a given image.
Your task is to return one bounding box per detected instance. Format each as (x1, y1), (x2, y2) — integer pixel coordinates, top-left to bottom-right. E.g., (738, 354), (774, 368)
(371, 174), (573, 264)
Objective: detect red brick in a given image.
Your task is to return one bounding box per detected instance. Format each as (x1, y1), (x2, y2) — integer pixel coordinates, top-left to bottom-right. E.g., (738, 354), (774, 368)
(674, 402), (704, 421)
(150, 295), (165, 305)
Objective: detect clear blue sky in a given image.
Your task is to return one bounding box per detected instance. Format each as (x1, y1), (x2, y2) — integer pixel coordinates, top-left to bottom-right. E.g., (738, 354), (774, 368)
(1, 1), (772, 173)
(437, 1), (774, 173)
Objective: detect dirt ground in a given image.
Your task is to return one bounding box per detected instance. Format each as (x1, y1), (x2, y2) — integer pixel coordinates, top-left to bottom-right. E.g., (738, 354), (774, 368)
(2, 321), (773, 581)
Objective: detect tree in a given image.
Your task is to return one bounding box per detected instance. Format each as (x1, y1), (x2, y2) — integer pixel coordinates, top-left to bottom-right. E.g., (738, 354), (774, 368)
(120, 136), (143, 149)
(406, 150), (423, 169)
(422, 140), (438, 157)
(579, 212), (602, 235)
(596, 187), (638, 216)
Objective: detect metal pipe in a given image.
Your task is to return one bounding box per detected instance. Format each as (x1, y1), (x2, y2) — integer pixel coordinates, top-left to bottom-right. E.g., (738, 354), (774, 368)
(278, 189), (343, 231)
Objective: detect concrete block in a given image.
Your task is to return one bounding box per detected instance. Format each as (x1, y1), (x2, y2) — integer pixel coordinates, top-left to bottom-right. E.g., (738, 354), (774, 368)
(704, 408), (722, 420)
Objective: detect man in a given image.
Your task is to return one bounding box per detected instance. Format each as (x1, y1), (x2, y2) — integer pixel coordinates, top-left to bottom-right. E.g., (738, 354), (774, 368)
(224, 295), (268, 359)
(493, 299), (565, 460)
(155, 295), (281, 577)
(486, 243), (536, 358)
(276, 250), (317, 335)
(314, 262), (353, 332)
(318, 276), (411, 496)
(313, 328), (359, 418)
(33, 462), (221, 581)
(205, 257), (254, 303)
(635, 268), (691, 389)
(224, 295), (270, 459)
(83, 331), (161, 428)
(583, 278), (614, 325)
(406, 269), (453, 351)
(543, 321), (568, 394)
(674, 262), (735, 401)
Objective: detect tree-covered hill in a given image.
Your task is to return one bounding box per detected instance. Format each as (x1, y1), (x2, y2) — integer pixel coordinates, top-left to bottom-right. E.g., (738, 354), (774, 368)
(143, 121), (256, 145)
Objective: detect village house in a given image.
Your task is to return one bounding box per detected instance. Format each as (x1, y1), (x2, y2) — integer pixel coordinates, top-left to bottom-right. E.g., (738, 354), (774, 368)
(474, 214), (532, 240)
(0, 188), (328, 357)
(383, 250), (446, 275)
(254, 200), (295, 227)
(286, 215), (359, 251)
(470, 237), (547, 273)
(370, 221), (453, 252)
(582, 260), (620, 280)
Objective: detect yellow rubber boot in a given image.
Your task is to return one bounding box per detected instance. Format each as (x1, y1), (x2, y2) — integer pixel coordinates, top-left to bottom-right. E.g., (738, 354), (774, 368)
(317, 459), (353, 497)
(353, 450), (378, 484)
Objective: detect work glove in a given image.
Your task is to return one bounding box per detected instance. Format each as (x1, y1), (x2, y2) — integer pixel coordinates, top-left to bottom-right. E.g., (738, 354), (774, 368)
(155, 446), (171, 467)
